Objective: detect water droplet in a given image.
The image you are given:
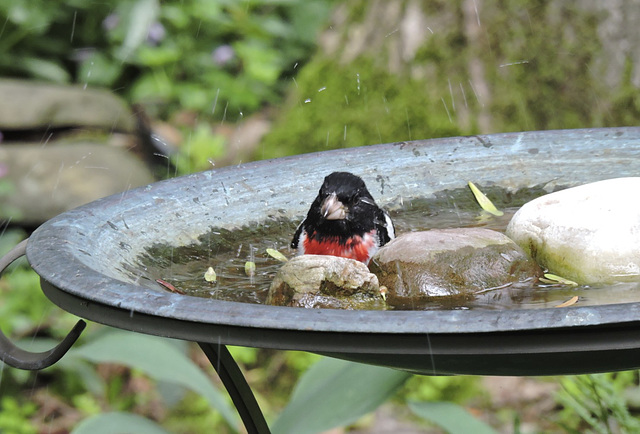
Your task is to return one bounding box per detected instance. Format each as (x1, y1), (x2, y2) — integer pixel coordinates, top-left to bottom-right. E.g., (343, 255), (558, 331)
(211, 88), (220, 115)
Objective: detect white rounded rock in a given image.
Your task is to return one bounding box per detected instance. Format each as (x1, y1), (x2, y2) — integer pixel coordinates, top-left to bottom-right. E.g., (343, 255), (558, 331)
(506, 177), (640, 284)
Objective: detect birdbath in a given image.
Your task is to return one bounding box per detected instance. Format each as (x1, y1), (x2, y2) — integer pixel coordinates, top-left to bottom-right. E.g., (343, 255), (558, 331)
(3, 127), (640, 434)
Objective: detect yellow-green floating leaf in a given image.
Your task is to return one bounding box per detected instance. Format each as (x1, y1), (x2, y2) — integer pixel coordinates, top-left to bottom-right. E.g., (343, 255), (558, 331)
(245, 261), (256, 277)
(379, 286), (388, 301)
(468, 181), (504, 216)
(204, 266), (217, 283)
(543, 273), (578, 286)
(266, 248), (288, 262)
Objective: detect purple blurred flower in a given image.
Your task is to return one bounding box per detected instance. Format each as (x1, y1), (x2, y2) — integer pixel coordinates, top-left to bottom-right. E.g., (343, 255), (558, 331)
(147, 22), (166, 45)
(0, 163), (7, 178)
(212, 45), (235, 67)
(70, 47), (96, 62)
(102, 13), (119, 31)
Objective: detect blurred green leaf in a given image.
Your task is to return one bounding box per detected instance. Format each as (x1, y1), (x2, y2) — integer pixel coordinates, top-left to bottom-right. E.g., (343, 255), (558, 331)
(177, 83), (214, 112)
(289, 0), (332, 44)
(136, 45), (181, 67)
(78, 52), (123, 87)
(71, 411), (170, 434)
(172, 123), (226, 174)
(235, 41), (281, 84)
(272, 357), (410, 434)
(409, 401), (498, 434)
(3, 2), (57, 29)
(0, 228), (26, 259)
(21, 57), (71, 83)
(117, 0), (160, 60)
(0, 268), (50, 335)
(0, 396), (38, 434)
(556, 374), (640, 433)
(228, 346), (258, 365)
(130, 70), (174, 103)
(68, 330), (239, 429)
(160, 4), (190, 28)
(0, 179), (15, 196)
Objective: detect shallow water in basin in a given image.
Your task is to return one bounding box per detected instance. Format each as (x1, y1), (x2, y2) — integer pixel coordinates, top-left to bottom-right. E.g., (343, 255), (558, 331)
(128, 198), (640, 311)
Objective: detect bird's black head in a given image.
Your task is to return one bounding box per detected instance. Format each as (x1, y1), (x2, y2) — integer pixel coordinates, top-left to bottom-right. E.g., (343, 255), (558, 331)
(306, 172), (380, 236)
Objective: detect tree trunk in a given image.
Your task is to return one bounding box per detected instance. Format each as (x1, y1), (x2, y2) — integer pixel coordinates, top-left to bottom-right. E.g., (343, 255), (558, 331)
(260, 0), (640, 157)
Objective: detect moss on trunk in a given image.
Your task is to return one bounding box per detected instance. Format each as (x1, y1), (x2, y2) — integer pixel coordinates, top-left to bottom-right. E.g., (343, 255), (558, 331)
(257, 0), (640, 160)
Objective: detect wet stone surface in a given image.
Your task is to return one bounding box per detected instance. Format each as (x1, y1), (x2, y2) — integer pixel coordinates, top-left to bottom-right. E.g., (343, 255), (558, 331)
(369, 228), (542, 303)
(266, 255), (385, 309)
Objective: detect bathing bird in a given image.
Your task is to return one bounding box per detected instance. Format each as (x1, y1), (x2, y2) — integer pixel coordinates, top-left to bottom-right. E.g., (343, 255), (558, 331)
(291, 172), (395, 264)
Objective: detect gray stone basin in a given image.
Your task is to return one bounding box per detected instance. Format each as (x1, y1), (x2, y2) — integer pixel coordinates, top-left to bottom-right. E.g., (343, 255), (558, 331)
(26, 127), (640, 375)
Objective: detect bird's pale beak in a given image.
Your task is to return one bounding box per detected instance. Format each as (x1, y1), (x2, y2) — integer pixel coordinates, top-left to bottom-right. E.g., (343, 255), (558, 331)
(321, 193), (347, 220)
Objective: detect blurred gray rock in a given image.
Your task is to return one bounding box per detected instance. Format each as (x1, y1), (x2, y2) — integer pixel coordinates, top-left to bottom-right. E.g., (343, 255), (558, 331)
(266, 255), (385, 309)
(0, 80), (156, 225)
(369, 228), (541, 301)
(0, 79), (136, 132)
(506, 177), (640, 284)
(0, 140), (154, 225)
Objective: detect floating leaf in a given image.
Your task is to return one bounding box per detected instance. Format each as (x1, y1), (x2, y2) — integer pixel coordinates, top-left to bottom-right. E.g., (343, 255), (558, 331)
(266, 248), (288, 262)
(555, 295), (579, 308)
(468, 181), (504, 216)
(204, 266), (217, 282)
(245, 261), (256, 277)
(379, 286), (388, 301)
(156, 279), (185, 294)
(543, 273), (578, 286)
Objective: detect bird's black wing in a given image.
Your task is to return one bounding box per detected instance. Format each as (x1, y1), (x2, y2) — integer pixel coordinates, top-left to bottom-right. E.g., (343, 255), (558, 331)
(374, 209), (395, 245)
(291, 219), (305, 249)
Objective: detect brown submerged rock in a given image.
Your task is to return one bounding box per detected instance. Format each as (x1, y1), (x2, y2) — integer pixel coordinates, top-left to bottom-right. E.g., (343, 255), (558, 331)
(369, 228), (542, 302)
(266, 255), (385, 309)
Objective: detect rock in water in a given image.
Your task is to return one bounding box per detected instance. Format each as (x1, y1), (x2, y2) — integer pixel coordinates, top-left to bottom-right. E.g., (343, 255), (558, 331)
(506, 177), (640, 284)
(369, 228), (541, 301)
(266, 255), (384, 309)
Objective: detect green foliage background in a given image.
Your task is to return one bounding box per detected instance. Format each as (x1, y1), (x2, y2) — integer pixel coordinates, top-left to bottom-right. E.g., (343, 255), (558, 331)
(2, 0), (640, 433)
(0, 0), (330, 120)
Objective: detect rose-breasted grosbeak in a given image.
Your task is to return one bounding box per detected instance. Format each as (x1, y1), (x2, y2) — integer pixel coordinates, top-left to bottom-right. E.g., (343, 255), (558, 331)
(291, 172), (395, 264)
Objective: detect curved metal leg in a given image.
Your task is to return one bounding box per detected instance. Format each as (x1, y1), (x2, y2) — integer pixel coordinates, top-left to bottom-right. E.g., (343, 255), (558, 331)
(0, 239), (86, 370)
(198, 342), (270, 434)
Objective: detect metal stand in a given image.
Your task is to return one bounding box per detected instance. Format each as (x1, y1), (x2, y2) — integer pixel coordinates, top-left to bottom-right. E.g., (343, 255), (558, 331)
(198, 342), (271, 434)
(0, 239), (86, 370)
(0, 241), (269, 433)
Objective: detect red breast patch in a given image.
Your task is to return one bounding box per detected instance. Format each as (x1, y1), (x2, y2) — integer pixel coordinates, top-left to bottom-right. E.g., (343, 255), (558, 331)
(303, 232), (377, 263)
